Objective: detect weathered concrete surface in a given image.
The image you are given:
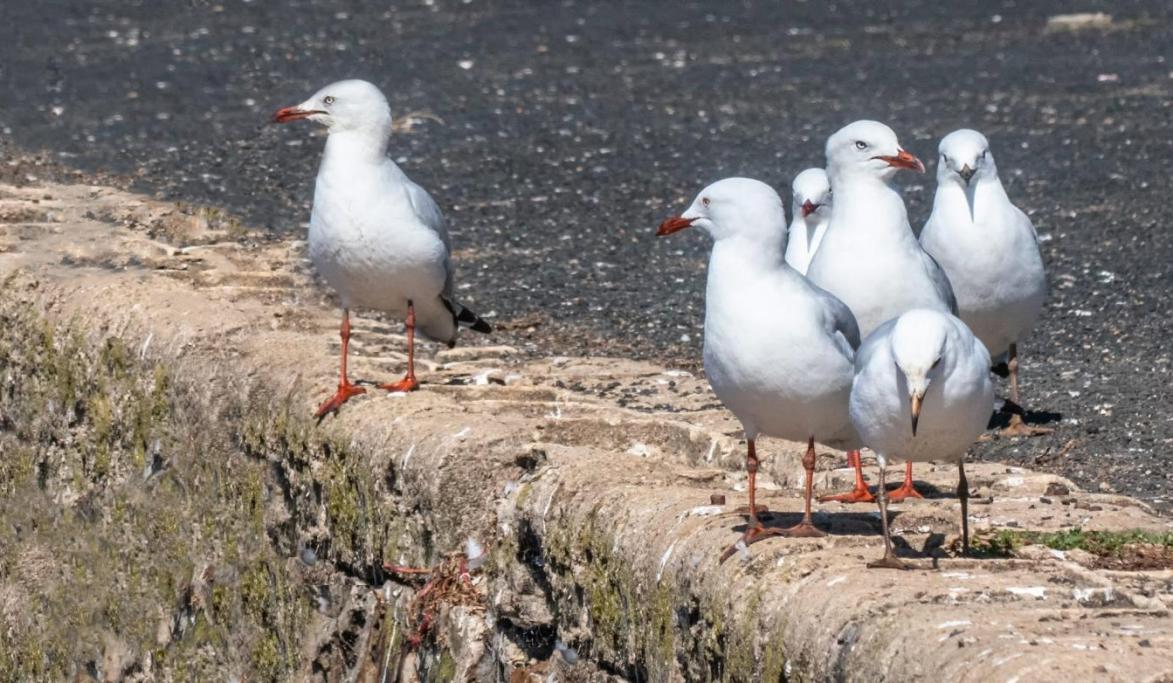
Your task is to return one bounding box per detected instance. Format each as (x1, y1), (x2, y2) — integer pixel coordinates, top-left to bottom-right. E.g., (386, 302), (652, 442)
(1, 180), (1171, 681)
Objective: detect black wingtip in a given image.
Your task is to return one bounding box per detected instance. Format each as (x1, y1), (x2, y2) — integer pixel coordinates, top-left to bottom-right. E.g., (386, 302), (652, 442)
(455, 306), (492, 334)
(990, 362), (1010, 378)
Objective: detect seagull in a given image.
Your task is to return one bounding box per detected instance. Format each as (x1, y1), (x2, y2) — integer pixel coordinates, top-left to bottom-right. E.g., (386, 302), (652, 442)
(783, 168), (832, 275)
(656, 178), (862, 562)
(848, 309), (995, 569)
(806, 120), (958, 505)
(273, 79), (491, 418)
(920, 129), (1049, 438)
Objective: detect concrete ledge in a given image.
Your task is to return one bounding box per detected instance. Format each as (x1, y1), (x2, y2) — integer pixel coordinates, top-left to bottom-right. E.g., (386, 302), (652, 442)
(1, 181), (1171, 681)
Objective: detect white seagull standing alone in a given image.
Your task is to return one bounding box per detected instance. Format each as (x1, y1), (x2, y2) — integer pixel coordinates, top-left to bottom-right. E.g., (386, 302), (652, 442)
(783, 168), (832, 275)
(920, 129), (1049, 437)
(849, 309), (995, 568)
(657, 178), (862, 561)
(806, 120), (958, 505)
(273, 79), (491, 418)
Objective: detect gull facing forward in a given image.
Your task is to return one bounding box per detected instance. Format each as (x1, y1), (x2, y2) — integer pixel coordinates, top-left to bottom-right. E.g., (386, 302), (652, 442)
(849, 309), (994, 568)
(657, 178), (861, 561)
(920, 129), (1049, 437)
(783, 168), (832, 275)
(273, 79), (490, 418)
(806, 120), (958, 504)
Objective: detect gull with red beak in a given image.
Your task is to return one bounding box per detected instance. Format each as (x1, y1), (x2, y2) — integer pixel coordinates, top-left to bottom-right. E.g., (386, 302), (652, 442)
(920, 129), (1049, 438)
(272, 79), (491, 418)
(657, 178), (862, 562)
(806, 120), (958, 505)
(848, 309), (994, 568)
(783, 168), (832, 275)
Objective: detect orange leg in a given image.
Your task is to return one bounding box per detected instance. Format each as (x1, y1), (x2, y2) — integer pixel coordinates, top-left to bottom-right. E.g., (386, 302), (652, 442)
(379, 300), (421, 393)
(719, 439), (784, 563)
(782, 437), (826, 538)
(886, 461), (923, 502)
(314, 309), (367, 418)
(818, 450), (875, 504)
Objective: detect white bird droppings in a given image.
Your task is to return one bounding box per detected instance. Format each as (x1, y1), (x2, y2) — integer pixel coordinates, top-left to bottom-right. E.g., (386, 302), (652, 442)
(1006, 586), (1047, 600)
(938, 619), (972, 629)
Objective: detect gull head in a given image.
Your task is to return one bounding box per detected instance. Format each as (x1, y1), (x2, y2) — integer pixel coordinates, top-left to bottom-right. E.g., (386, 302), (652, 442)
(657, 177), (786, 243)
(826, 120), (924, 183)
(272, 79), (393, 136)
(890, 309), (949, 436)
(792, 168), (831, 220)
(938, 128), (995, 187)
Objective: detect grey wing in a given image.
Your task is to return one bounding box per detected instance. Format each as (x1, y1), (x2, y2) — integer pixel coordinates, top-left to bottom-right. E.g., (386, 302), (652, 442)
(404, 177), (492, 337)
(404, 179), (451, 252)
(1013, 205), (1040, 244)
(404, 177), (457, 297)
(920, 248), (959, 315)
(853, 317), (898, 374)
(807, 280), (861, 352)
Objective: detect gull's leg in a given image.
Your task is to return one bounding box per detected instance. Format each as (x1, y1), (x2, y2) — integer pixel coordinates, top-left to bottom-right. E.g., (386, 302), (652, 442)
(379, 300), (421, 393)
(868, 454), (909, 570)
(719, 438), (784, 563)
(818, 449), (875, 503)
(1000, 342), (1052, 437)
(315, 308), (367, 418)
(957, 459), (970, 554)
(886, 461), (924, 502)
(782, 437), (826, 537)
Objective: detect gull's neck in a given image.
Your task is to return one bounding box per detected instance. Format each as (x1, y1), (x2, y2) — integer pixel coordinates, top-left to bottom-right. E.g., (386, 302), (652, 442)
(321, 127), (393, 173)
(710, 233), (786, 277)
(934, 172), (1011, 224)
(828, 172), (912, 238)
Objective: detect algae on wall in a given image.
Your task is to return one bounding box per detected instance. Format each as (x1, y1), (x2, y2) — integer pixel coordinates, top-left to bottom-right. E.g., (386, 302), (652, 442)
(0, 288), (310, 681)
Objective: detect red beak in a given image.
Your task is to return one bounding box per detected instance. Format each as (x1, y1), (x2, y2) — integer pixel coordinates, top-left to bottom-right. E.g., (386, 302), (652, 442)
(874, 148), (926, 173)
(271, 106), (323, 124)
(801, 199), (817, 218)
(657, 215), (696, 236)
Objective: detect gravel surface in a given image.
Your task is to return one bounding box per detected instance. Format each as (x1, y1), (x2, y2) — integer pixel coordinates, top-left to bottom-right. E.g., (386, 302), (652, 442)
(2, 1), (1170, 510)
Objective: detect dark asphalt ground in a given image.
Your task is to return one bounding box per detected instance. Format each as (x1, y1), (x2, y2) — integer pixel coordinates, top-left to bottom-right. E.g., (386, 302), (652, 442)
(2, 1), (1171, 511)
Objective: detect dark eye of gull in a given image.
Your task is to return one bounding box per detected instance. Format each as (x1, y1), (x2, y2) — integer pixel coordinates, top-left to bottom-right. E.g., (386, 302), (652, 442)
(855, 141), (868, 151)
(323, 95), (336, 105)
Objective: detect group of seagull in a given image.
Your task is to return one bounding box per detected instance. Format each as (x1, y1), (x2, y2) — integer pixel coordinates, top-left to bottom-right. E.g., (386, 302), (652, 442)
(272, 79), (1049, 569)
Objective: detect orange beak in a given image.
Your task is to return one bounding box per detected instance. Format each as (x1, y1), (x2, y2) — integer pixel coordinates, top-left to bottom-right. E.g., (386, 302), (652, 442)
(875, 148), (925, 173)
(801, 199), (817, 218)
(271, 106), (324, 124)
(656, 216), (696, 236)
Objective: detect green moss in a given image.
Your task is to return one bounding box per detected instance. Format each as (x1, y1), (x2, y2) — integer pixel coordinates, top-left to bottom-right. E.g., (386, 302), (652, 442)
(723, 589), (763, 682)
(251, 634), (282, 682)
(971, 528), (1173, 558)
(646, 583), (677, 680)
(433, 649), (458, 682)
(0, 295), (317, 681)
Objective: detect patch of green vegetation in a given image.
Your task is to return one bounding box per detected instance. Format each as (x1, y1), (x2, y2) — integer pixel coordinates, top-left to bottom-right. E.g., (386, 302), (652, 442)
(971, 528), (1173, 558)
(0, 290), (314, 681)
(539, 506), (779, 681)
(432, 649), (458, 682)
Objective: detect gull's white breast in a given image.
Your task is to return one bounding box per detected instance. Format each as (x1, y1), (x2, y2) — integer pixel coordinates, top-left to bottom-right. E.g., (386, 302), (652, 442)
(308, 161), (448, 317)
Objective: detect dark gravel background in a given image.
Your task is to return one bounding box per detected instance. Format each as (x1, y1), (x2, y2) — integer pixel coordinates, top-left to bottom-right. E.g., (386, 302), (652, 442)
(2, 1), (1170, 511)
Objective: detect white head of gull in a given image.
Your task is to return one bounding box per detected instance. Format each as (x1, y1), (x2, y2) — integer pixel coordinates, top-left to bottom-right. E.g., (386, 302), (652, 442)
(783, 168), (832, 275)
